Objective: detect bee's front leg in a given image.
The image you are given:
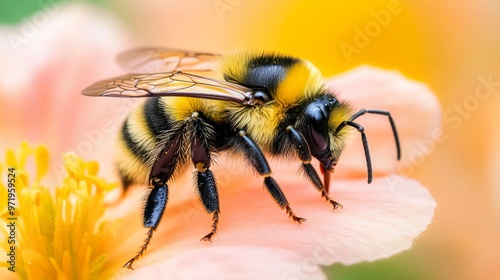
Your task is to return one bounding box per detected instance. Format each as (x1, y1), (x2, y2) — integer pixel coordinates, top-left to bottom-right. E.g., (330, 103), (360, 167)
(286, 126), (342, 210)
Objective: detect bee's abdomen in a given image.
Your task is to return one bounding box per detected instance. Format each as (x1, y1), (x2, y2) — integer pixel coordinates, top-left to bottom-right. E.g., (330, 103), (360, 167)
(115, 98), (173, 187)
(143, 97), (172, 138)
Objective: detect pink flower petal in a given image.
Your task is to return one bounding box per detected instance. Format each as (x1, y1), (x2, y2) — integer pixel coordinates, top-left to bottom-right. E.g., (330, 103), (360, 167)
(121, 246), (326, 280)
(117, 174), (434, 278)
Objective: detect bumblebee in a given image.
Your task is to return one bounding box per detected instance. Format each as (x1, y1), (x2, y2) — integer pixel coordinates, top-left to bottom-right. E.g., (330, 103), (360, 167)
(82, 48), (401, 269)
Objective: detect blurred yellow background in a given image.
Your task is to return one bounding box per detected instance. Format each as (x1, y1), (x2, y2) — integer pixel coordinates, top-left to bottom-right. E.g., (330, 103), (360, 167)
(2, 0), (499, 279)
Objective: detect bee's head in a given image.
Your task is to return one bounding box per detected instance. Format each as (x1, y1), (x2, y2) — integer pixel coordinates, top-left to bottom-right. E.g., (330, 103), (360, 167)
(301, 94), (352, 172)
(300, 93), (401, 185)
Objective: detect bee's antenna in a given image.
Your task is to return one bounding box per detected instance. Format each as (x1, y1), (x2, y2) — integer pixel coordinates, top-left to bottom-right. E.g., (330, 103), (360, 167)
(348, 109), (401, 160)
(335, 108), (402, 184)
(335, 121), (373, 183)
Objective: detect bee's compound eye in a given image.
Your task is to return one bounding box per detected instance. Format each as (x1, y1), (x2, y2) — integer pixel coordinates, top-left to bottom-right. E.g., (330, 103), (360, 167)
(309, 107), (328, 151)
(253, 90), (271, 104)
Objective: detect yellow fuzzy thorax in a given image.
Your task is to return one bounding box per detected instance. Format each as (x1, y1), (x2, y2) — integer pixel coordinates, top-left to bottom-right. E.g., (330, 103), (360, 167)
(219, 51), (324, 106)
(218, 51), (326, 148)
(225, 102), (285, 149)
(273, 60), (323, 106)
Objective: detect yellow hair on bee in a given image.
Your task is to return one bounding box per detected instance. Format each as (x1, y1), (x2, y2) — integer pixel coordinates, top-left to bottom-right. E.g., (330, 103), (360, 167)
(328, 101), (353, 152)
(163, 97), (205, 122)
(115, 101), (162, 185)
(219, 50), (329, 151)
(227, 102), (283, 151)
(328, 101), (352, 130)
(274, 60), (323, 106)
(163, 97), (227, 123)
(217, 50), (250, 82)
(114, 134), (150, 184)
(126, 101), (156, 151)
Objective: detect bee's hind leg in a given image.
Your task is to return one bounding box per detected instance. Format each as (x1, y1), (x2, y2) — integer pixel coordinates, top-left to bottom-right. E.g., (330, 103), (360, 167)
(196, 170), (219, 242)
(190, 113), (220, 242)
(124, 131), (185, 269)
(286, 126), (343, 210)
(123, 178), (168, 270)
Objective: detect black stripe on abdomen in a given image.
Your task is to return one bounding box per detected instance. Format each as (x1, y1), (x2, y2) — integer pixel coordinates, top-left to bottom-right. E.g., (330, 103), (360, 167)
(143, 97), (172, 138)
(120, 121), (151, 164)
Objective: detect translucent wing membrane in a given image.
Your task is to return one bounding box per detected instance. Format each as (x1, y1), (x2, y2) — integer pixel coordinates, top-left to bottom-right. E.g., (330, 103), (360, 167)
(117, 48), (217, 73)
(81, 71), (253, 103)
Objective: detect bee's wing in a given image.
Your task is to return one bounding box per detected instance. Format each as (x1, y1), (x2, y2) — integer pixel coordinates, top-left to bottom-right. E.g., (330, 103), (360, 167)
(81, 71), (253, 104)
(117, 48), (217, 73)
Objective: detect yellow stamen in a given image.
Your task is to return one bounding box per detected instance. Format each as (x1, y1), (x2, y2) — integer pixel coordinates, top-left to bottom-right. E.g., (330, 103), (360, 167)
(0, 142), (122, 279)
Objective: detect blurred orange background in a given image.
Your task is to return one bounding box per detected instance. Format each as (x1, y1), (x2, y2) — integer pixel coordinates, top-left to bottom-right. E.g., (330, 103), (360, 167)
(2, 0), (500, 279)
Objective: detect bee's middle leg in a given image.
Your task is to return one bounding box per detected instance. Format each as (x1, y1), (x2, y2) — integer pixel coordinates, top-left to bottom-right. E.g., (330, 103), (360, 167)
(190, 113), (220, 242)
(236, 130), (306, 224)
